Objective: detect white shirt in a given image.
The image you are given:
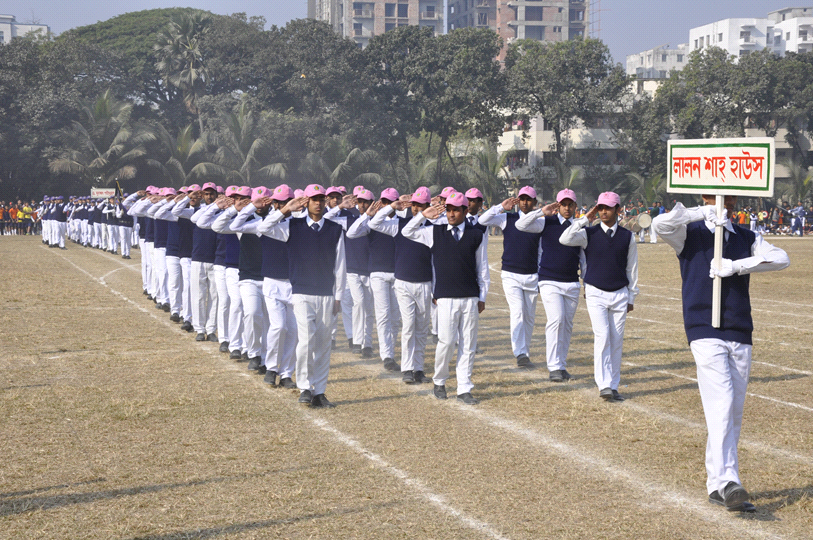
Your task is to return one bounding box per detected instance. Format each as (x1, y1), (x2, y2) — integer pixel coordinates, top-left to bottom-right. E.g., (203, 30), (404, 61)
(652, 203), (790, 275)
(559, 216), (639, 304)
(401, 213), (490, 302)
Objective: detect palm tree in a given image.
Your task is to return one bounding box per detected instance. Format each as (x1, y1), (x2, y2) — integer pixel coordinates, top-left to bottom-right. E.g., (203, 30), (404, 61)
(388, 158), (437, 195)
(188, 100), (286, 186)
(460, 144), (511, 203)
(625, 172), (666, 205)
(145, 123), (211, 187)
(778, 157), (813, 205)
(154, 12), (211, 133)
(49, 90), (152, 186)
(299, 137), (383, 190)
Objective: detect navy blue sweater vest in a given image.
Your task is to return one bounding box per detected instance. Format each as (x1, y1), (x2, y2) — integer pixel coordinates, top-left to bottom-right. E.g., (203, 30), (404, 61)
(54, 204), (67, 223)
(368, 229), (396, 273)
(679, 222), (755, 344)
(582, 225), (631, 292)
(191, 224), (217, 263)
(238, 219), (263, 281)
(165, 221), (180, 257)
(153, 219), (169, 249)
(395, 217), (433, 283)
(261, 235), (290, 280)
(178, 218), (194, 258)
(345, 214), (370, 276)
(215, 233), (240, 268)
(538, 216), (581, 283)
(144, 217), (155, 242)
(137, 216), (145, 238)
(431, 224), (484, 299)
(288, 218), (342, 296)
(501, 213), (542, 275)
(117, 207), (133, 226)
(467, 216), (487, 233)
(87, 207), (96, 225)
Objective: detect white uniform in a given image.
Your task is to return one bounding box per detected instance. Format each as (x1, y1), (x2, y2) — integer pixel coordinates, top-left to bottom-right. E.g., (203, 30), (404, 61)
(189, 202), (219, 335)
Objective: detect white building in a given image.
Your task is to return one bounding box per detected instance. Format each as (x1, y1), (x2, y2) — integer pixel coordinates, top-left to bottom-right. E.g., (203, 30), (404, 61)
(626, 43), (690, 79)
(0, 15), (49, 45)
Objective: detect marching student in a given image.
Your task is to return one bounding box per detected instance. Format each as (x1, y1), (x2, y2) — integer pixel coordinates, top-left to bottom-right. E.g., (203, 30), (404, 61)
(257, 184), (346, 408)
(478, 186), (543, 368)
(464, 188), (488, 233)
(516, 189), (584, 381)
(402, 191), (489, 405)
(368, 187), (435, 384)
(346, 188), (401, 372)
(116, 196), (133, 259)
(560, 192), (638, 402)
(52, 196), (68, 249)
(182, 184), (220, 342)
(154, 191), (188, 322)
(170, 185), (209, 334)
(325, 186), (354, 349)
(652, 195), (789, 513)
(147, 189), (176, 312)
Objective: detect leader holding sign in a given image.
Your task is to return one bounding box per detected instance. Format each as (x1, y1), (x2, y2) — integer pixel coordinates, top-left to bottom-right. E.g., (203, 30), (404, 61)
(653, 138), (790, 513)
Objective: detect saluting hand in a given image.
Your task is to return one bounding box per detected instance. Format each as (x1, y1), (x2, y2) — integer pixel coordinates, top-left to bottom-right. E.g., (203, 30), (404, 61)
(541, 202), (559, 217)
(339, 194), (356, 210)
(585, 205), (600, 222)
(234, 198), (251, 212)
(281, 196), (308, 216)
(253, 197), (274, 211)
(367, 200), (383, 217)
(391, 200), (406, 211)
(501, 197), (520, 211)
(216, 196), (233, 210)
(422, 203), (444, 220)
(173, 193), (186, 203)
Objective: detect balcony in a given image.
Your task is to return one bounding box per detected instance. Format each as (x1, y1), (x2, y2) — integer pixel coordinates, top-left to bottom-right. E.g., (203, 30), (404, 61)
(740, 37), (757, 46)
(420, 11), (439, 19)
(353, 27), (374, 37)
(354, 9), (374, 18)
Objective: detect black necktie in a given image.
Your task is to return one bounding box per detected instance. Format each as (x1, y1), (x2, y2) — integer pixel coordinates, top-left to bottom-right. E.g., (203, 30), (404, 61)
(606, 228), (613, 238)
(468, 216), (475, 226)
(452, 226), (460, 241)
(311, 223), (319, 232)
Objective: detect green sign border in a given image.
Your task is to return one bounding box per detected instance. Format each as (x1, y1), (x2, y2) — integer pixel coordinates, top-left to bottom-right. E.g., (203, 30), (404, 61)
(668, 142), (772, 192)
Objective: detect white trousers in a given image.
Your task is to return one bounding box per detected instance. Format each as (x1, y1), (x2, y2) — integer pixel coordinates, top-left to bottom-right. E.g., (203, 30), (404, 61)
(107, 223), (118, 252)
(502, 272), (538, 358)
(539, 281), (581, 372)
(239, 279), (265, 359)
(55, 222), (66, 247)
(191, 261), (217, 334)
(118, 226), (131, 256)
(293, 294), (334, 395)
(585, 284), (629, 390)
(650, 227), (658, 243)
(370, 272), (399, 361)
(690, 338), (752, 495)
(638, 228), (647, 243)
(213, 265), (230, 344)
(180, 257), (192, 323)
(332, 286), (353, 342)
(81, 220), (89, 245)
(226, 267), (244, 350)
(264, 278), (297, 378)
(93, 223), (102, 248)
(153, 247), (168, 304)
(139, 239), (152, 293)
(166, 256), (183, 316)
(434, 297), (479, 395)
(348, 273), (374, 349)
(394, 280), (432, 372)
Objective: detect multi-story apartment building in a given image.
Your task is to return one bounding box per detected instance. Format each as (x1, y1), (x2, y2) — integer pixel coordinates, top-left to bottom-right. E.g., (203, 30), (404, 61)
(447, 0), (587, 54)
(0, 15), (49, 45)
(626, 43), (689, 79)
(310, 0), (443, 47)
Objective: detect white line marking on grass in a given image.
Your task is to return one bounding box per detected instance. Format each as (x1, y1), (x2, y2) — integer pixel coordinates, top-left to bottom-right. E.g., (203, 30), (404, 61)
(312, 418), (511, 540)
(639, 283), (812, 310)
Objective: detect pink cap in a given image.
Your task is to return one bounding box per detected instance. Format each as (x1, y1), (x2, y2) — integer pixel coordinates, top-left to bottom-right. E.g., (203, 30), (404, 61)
(337, 186), (347, 194)
(465, 188), (484, 200)
(380, 187), (399, 202)
(353, 185), (365, 196)
(596, 191), (621, 208)
(187, 184), (201, 192)
(556, 189), (577, 203)
(356, 188), (374, 201)
(147, 186), (160, 195)
(294, 189), (305, 198)
(146, 185), (157, 192)
(445, 192), (468, 208)
(202, 182), (217, 191)
(272, 184), (295, 201)
(236, 186), (252, 197)
(325, 186), (342, 196)
(411, 187), (431, 205)
(224, 185), (239, 197)
(160, 187), (177, 196)
(304, 184), (325, 198)
(179, 186), (189, 193)
(251, 186), (269, 202)
(216, 186), (224, 194)
(518, 186), (537, 199)
(440, 186), (455, 199)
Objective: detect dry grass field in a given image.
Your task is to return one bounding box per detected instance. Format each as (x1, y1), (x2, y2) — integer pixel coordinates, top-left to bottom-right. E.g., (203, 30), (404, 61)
(1, 234), (811, 539)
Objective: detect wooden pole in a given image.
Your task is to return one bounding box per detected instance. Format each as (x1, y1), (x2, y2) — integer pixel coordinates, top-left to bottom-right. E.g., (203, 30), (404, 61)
(711, 195), (724, 328)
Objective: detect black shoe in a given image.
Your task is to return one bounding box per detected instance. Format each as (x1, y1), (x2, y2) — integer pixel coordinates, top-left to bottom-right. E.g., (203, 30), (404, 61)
(195, 333), (206, 342)
(162, 303), (170, 313)
(351, 344), (362, 354)
(247, 356), (261, 370)
(206, 333), (217, 342)
(332, 340), (337, 350)
(256, 365), (267, 375)
(402, 370), (416, 384)
(155, 302), (164, 310)
(516, 354), (531, 368)
(549, 369), (572, 382)
(414, 370), (432, 384)
(432, 334), (439, 344)
(298, 390), (313, 404)
(170, 313), (181, 323)
(310, 394), (336, 408)
(146, 294), (153, 301)
(433, 384), (447, 400)
(241, 352), (249, 362)
(612, 390), (625, 401)
(361, 347), (373, 358)
(720, 482), (750, 511)
(600, 388), (614, 401)
(122, 255), (131, 259)
(456, 392), (479, 405)
(229, 350), (242, 360)
(279, 377), (297, 389)
(142, 290), (149, 296)
(181, 321), (193, 332)
(59, 246), (67, 250)
(709, 489), (756, 513)
(219, 341), (229, 353)
(383, 358), (399, 371)
(264, 370), (278, 385)
(348, 338), (354, 348)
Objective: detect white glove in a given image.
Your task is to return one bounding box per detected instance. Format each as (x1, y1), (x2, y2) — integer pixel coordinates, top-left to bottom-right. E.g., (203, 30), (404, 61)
(709, 258), (740, 278)
(698, 205), (729, 227)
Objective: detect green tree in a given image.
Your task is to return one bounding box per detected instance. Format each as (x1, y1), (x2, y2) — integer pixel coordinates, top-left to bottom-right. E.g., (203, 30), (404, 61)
(778, 157), (813, 204)
(143, 123), (210, 186)
(460, 144), (511, 203)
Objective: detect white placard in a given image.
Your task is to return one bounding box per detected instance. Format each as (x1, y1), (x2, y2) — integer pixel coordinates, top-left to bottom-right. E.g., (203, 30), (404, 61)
(91, 188), (116, 198)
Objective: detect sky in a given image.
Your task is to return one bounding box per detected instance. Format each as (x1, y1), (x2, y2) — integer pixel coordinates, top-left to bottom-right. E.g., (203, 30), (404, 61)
(2, 0), (803, 63)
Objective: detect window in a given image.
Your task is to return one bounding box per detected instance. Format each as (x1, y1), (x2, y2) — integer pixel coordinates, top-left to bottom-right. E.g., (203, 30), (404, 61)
(385, 22), (396, 31)
(385, 3), (395, 16)
(477, 12), (488, 25)
(659, 70), (667, 78)
(426, 5), (435, 16)
(787, 32), (791, 40)
(354, 23), (362, 36)
(694, 39), (699, 48)
(800, 30), (808, 42)
(699, 36), (704, 47)
(719, 32), (723, 42)
(739, 49), (750, 57)
(677, 54), (683, 62)
(740, 31), (750, 42)
(450, 5), (455, 14)
(450, 23), (455, 29)
(572, 29), (583, 38)
(639, 55), (644, 65)
(526, 6), (543, 21)
(397, 3), (408, 17)
(526, 26), (544, 40)
(0, 31), (4, 43)
(662, 54), (667, 62)
(775, 35), (781, 44)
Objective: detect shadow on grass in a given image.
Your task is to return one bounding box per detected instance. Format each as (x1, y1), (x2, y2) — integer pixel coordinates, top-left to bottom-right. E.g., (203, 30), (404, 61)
(748, 484), (813, 520)
(0, 478), (106, 500)
(127, 501), (400, 540)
